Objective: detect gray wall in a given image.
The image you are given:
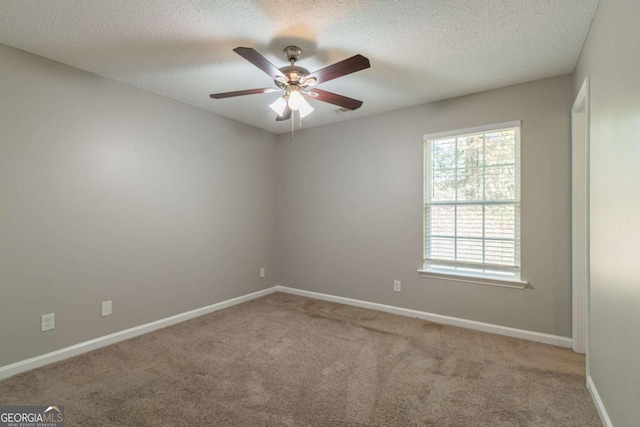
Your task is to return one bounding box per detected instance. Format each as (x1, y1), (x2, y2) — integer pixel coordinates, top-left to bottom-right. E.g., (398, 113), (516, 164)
(0, 40), (578, 369)
(0, 44), (277, 367)
(574, 0), (640, 425)
(276, 75), (573, 337)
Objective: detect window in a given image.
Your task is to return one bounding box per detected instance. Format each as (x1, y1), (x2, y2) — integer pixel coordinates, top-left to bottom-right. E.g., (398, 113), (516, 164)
(421, 121), (525, 287)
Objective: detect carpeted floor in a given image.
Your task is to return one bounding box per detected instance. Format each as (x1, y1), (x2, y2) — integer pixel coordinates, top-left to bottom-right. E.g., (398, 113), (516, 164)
(0, 292), (601, 426)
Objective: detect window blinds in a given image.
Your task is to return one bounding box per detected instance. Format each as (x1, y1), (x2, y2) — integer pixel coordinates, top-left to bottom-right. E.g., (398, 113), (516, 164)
(424, 125), (521, 274)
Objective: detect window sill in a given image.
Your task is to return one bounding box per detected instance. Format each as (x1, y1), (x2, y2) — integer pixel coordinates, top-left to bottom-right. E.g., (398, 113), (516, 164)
(417, 269), (528, 289)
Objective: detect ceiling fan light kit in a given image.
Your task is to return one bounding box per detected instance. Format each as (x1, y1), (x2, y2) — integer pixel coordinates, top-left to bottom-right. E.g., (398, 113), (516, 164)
(210, 45), (370, 125)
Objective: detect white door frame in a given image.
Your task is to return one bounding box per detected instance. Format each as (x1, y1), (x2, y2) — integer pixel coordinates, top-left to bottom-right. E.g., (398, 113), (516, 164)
(571, 77), (590, 360)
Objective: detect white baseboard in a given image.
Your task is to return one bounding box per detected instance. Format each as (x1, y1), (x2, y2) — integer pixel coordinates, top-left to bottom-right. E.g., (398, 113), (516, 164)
(275, 286), (573, 348)
(0, 287), (278, 381)
(0, 285), (574, 382)
(587, 375), (613, 427)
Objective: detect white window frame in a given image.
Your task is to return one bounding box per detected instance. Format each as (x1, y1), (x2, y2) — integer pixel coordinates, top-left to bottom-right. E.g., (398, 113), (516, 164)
(418, 121), (528, 289)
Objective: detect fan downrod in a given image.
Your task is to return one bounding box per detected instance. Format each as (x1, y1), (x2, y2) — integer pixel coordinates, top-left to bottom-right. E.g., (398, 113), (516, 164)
(276, 46), (311, 88)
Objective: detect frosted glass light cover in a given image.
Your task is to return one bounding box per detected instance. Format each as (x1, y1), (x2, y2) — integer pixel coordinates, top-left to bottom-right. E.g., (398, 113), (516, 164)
(287, 90), (304, 110)
(269, 96), (288, 116)
(297, 98), (314, 118)
(287, 90), (314, 118)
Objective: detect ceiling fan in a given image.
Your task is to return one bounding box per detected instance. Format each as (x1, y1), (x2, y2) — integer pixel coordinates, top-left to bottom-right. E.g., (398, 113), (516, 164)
(210, 46), (370, 121)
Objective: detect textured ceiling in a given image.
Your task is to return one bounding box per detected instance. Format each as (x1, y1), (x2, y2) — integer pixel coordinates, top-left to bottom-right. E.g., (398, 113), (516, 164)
(0, 1), (598, 134)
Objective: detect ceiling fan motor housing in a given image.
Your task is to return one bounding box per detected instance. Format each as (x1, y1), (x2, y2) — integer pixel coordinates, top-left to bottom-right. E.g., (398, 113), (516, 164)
(275, 46), (309, 89)
(277, 65), (310, 87)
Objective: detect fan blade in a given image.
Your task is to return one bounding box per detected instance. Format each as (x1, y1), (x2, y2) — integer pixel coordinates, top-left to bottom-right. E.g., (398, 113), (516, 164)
(276, 106), (292, 121)
(209, 88), (276, 99)
(306, 54), (370, 85)
(307, 89), (363, 110)
(233, 47), (286, 80)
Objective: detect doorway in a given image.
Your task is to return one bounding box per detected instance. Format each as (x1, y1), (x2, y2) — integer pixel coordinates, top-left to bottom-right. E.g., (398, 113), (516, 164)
(571, 77), (590, 361)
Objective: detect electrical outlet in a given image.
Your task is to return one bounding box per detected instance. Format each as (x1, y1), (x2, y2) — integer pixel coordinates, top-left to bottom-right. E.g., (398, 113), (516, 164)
(393, 280), (401, 292)
(41, 313), (55, 332)
(260, 268), (265, 278)
(102, 300), (112, 317)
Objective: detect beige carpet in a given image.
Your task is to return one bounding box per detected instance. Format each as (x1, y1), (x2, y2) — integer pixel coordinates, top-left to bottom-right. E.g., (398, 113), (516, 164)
(0, 293), (600, 426)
